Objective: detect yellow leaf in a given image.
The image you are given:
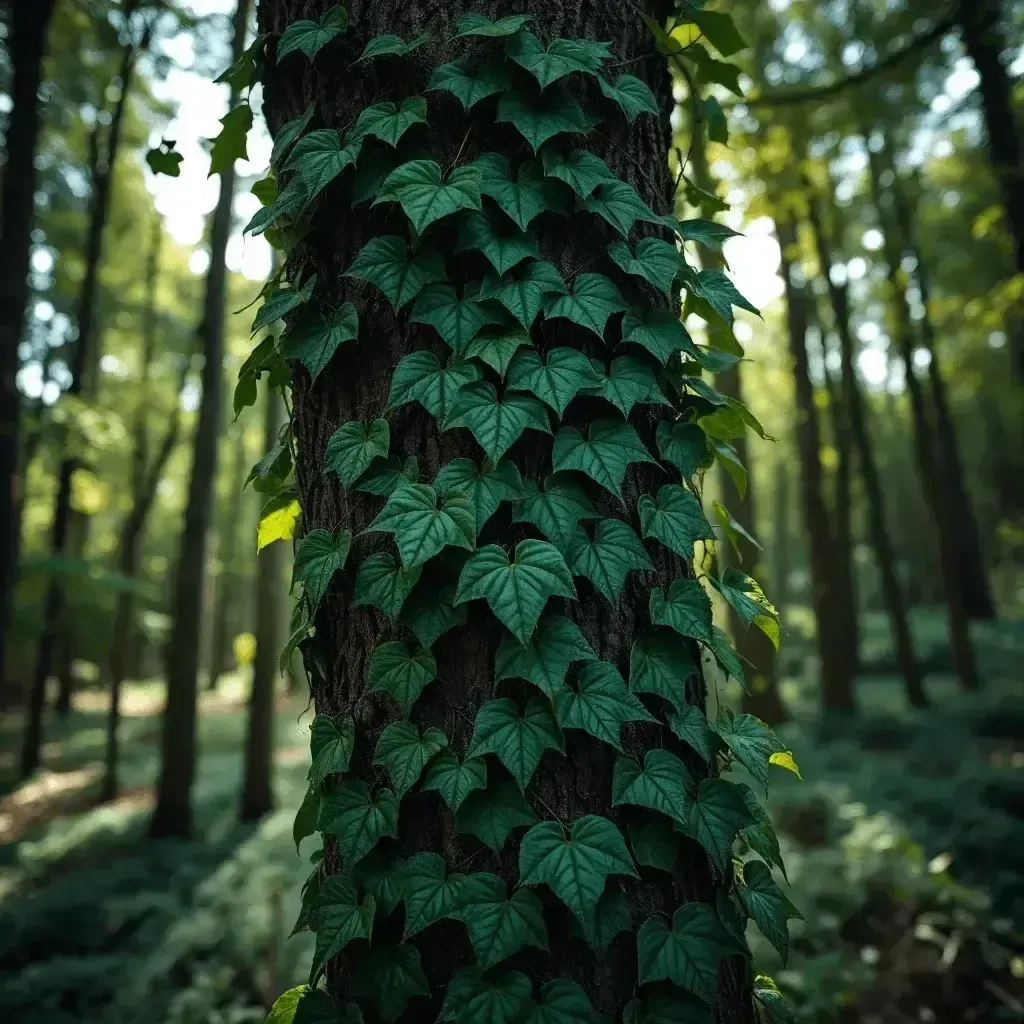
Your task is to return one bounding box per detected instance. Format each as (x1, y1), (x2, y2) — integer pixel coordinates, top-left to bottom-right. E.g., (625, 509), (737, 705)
(258, 497), (300, 550)
(754, 613), (781, 650)
(769, 751), (802, 778)
(233, 631), (257, 666)
(669, 23), (703, 48)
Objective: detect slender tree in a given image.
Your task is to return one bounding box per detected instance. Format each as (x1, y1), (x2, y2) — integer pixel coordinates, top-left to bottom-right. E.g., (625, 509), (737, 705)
(769, 456), (791, 616)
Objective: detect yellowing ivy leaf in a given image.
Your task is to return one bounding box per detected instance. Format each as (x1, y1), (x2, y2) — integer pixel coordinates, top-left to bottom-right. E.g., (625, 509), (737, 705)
(769, 751), (802, 778)
(258, 494), (301, 550)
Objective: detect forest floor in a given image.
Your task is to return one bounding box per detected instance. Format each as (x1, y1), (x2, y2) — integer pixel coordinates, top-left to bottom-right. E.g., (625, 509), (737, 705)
(0, 611), (1022, 1024)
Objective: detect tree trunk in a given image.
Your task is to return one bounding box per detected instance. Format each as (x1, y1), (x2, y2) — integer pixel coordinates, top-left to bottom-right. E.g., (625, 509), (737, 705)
(1, 0), (56, 691)
(149, 0), (251, 839)
(769, 457), (791, 616)
(862, 147), (981, 693)
(240, 391), (286, 821)
(257, 1), (756, 1019)
(775, 215), (857, 715)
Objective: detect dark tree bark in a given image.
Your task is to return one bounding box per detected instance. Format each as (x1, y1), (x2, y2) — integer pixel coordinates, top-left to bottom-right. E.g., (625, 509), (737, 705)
(149, 0), (252, 839)
(769, 457), (791, 616)
(240, 391), (286, 821)
(0, 0), (57, 691)
(257, 1), (755, 1019)
(775, 215), (857, 716)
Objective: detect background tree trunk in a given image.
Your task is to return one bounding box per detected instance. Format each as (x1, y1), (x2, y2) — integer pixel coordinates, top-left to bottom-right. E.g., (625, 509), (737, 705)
(770, 457), (791, 616)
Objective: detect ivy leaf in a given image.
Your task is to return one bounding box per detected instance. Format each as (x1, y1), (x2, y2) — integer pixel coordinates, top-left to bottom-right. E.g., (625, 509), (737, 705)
(607, 237), (681, 294)
(692, 9), (747, 57)
(354, 851), (406, 915)
(584, 354), (670, 419)
(670, 217), (742, 252)
(456, 874), (549, 969)
(507, 347), (602, 416)
(467, 697), (564, 790)
(350, 944), (429, 1024)
(456, 779), (536, 851)
(713, 439), (747, 497)
(666, 703), (715, 762)
(738, 860), (798, 965)
(543, 272), (626, 340)
(514, 474), (597, 554)
(365, 483), (476, 568)
(435, 459), (525, 533)
(401, 580), (467, 648)
(317, 781), (398, 865)
(375, 159), (482, 234)
(628, 817), (682, 873)
(464, 324), (534, 378)
(598, 74), (660, 121)
(649, 578), (713, 644)
(693, 268), (760, 325)
(428, 59), (512, 109)
(522, 980), (596, 1024)
(276, 5), (348, 61)
(308, 713), (356, 788)
(473, 153), (567, 231)
(293, 785), (320, 853)
(282, 303), (359, 381)
(258, 492), (300, 550)
(497, 88), (597, 152)
(387, 350), (480, 419)
(683, 42), (744, 96)
(636, 902), (743, 1005)
(456, 208), (540, 275)
(479, 260), (566, 329)
(683, 777), (755, 873)
(638, 484), (715, 561)
(506, 31), (611, 88)
(738, 784), (787, 879)
(146, 141), (183, 177)
(703, 95), (728, 143)
(345, 236), (446, 310)
(349, 97), (428, 147)
(244, 173), (309, 236)
(612, 750), (693, 827)
(271, 104), (314, 167)
(567, 518), (653, 604)
(584, 179), (660, 236)
(420, 749), (487, 811)
(657, 420), (713, 479)
(629, 629), (698, 714)
(706, 624), (745, 686)
(713, 706), (783, 789)
(570, 884), (632, 953)
(518, 815), (636, 925)
(352, 552), (422, 619)
(456, 540), (576, 645)
(552, 420), (657, 500)
(540, 148), (615, 199)
(709, 567), (779, 645)
(444, 968), (533, 1024)
(753, 975), (797, 1024)
(354, 32), (429, 62)
(287, 129), (361, 201)
(445, 381), (551, 462)
(411, 283), (501, 353)
(552, 660), (656, 752)
(623, 991), (712, 1024)
(325, 418), (390, 488)
(373, 722), (448, 799)
(252, 273), (316, 334)
(620, 308), (698, 365)
(454, 12), (534, 38)
(400, 851), (467, 939)
(209, 103), (253, 177)
(267, 986), (342, 1024)
(495, 614), (597, 699)
(366, 641), (437, 715)
(309, 875), (375, 983)
(293, 528), (351, 615)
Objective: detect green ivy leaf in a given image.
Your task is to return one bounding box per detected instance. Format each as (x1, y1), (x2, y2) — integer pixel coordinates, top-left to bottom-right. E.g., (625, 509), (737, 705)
(567, 518), (653, 604)
(682, 42), (744, 96)
(456, 207), (540, 275)
(598, 74), (660, 121)
(267, 986), (342, 1024)
(543, 272), (626, 340)
(345, 236), (446, 310)
(376, 159), (482, 233)
(411, 283), (501, 353)
(540, 148), (615, 199)
(623, 990), (712, 1024)
(373, 722), (448, 799)
(276, 5), (348, 61)
(607, 237), (681, 294)
(584, 354), (670, 419)
(683, 777), (755, 873)
(522, 980), (596, 1024)
(518, 815), (636, 925)
(570, 884), (632, 953)
(455, 874), (549, 969)
(514, 474), (597, 554)
(354, 850), (406, 914)
(612, 750), (693, 827)
(497, 88), (597, 152)
(244, 173), (309, 236)
(325, 418), (390, 488)
(706, 624), (745, 686)
(629, 629), (698, 714)
(507, 347), (602, 416)
(506, 31), (611, 88)
(753, 975), (797, 1024)
(445, 381), (551, 462)
(352, 552), (421, 619)
(444, 968), (533, 1024)
(400, 580), (467, 648)
(464, 324), (534, 378)
(552, 660), (656, 751)
(435, 459), (524, 533)
(693, 268), (760, 325)
(738, 860), (798, 965)
(656, 420), (713, 479)
(215, 33), (263, 89)
(271, 104), (314, 167)
(649, 578), (713, 644)
(703, 95), (728, 144)
(366, 640), (437, 714)
(666, 703), (715, 761)
(308, 713), (356, 788)
(636, 902), (743, 1005)
(282, 303), (359, 381)
(709, 567), (779, 646)
(292, 528), (351, 615)
(670, 217), (741, 252)
(456, 779), (536, 851)
(354, 31), (429, 62)
(420, 749), (487, 811)
(293, 785), (320, 853)
(350, 944), (430, 1024)
(309, 875), (375, 983)
(552, 420), (657, 500)
(252, 273), (316, 334)
(349, 96), (428, 147)
(638, 484), (714, 561)
(620, 308), (698, 365)
(467, 697), (564, 790)
(495, 614), (596, 699)
(628, 817), (682, 873)
(209, 103), (253, 177)
(473, 153), (568, 231)
(713, 706), (783, 789)
(584, 179), (660, 236)
(428, 60), (512, 109)
(388, 350), (480, 419)
(146, 142), (183, 177)
(401, 851), (467, 939)
(713, 439), (747, 497)
(287, 130), (361, 201)
(692, 9), (747, 57)
(317, 781), (398, 865)
(456, 540), (575, 645)
(365, 483), (476, 568)
(454, 12), (534, 38)
(479, 260), (566, 329)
